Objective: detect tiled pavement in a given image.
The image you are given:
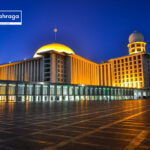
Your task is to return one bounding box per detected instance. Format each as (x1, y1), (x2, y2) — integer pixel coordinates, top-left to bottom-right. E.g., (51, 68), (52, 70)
(0, 100), (150, 150)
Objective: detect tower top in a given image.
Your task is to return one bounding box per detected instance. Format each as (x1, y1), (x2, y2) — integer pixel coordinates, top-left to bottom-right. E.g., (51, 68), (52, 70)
(129, 31), (144, 43)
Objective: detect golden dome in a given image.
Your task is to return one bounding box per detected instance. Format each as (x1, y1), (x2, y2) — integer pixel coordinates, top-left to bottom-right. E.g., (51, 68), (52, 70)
(33, 43), (75, 58)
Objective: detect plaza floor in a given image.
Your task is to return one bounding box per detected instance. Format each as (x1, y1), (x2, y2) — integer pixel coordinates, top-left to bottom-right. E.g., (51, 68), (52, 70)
(0, 100), (150, 150)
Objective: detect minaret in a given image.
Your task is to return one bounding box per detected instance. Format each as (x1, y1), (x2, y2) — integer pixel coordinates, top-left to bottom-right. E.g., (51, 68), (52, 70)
(127, 31), (146, 55)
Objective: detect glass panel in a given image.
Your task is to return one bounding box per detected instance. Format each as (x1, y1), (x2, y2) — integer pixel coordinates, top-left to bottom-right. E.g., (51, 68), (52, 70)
(0, 84), (6, 95)
(103, 88), (106, 95)
(8, 84), (16, 95)
(43, 85), (48, 95)
(90, 88), (93, 95)
(99, 88), (102, 95)
(69, 86), (74, 95)
(80, 87), (84, 95)
(85, 87), (89, 95)
(75, 87), (79, 95)
(35, 85), (41, 95)
(57, 86), (62, 95)
(18, 84), (25, 95)
(63, 86), (68, 95)
(50, 85), (55, 95)
(95, 88), (98, 95)
(26, 84), (33, 95)
(107, 88), (110, 95)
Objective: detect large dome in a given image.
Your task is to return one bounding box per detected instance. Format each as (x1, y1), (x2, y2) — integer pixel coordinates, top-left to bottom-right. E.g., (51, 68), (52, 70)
(129, 31), (144, 43)
(33, 43), (75, 58)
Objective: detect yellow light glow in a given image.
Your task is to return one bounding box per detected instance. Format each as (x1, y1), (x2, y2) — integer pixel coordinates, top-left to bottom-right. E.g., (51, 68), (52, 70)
(33, 43), (75, 58)
(128, 42), (146, 55)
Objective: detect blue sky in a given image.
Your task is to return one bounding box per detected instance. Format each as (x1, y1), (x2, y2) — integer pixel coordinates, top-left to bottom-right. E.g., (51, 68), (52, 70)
(1, 0), (150, 64)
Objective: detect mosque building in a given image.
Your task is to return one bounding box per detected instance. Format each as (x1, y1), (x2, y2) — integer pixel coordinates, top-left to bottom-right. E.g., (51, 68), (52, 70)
(99, 31), (150, 89)
(0, 31), (150, 90)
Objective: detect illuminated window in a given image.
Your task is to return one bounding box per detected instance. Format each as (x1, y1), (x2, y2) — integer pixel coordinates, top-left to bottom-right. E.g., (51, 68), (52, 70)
(43, 85), (48, 95)
(35, 85), (41, 95)
(134, 56), (136, 60)
(138, 55), (141, 59)
(137, 48), (141, 52)
(63, 86), (68, 95)
(131, 44), (135, 48)
(137, 43), (140, 47)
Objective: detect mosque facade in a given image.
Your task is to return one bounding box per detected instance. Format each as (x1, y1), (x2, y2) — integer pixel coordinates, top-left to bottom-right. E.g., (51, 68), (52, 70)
(0, 31), (150, 89)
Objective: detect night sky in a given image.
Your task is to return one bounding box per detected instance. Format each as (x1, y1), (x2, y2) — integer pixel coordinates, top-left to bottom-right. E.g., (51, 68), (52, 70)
(1, 0), (150, 64)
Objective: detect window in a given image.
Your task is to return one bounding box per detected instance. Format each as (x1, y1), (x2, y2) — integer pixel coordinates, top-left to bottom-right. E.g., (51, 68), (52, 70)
(18, 84), (25, 95)
(63, 86), (68, 95)
(43, 85), (48, 95)
(8, 84), (16, 95)
(57, 86), (62, 95)
(137, 48), (141, 52)
(26, 85), (33, 95)
(35, 85), (41, 95)
(50, 85), (55, 95)
(131, 44), (135, 48)
(69, 86), (74, 95)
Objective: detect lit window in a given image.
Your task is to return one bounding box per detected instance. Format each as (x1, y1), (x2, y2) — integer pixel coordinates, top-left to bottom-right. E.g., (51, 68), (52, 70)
(131, 44), (135, 48)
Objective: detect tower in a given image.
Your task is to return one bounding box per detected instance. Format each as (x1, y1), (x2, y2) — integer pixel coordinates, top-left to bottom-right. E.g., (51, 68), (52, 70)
(127, 31), (146, 55)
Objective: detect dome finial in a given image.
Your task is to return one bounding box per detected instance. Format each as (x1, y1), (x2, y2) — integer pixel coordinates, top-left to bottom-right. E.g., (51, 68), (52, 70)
(54, 27), (58, 42)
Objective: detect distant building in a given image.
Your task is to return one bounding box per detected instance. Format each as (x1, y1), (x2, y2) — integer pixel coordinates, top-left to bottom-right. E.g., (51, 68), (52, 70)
(0, 31), (150, 89)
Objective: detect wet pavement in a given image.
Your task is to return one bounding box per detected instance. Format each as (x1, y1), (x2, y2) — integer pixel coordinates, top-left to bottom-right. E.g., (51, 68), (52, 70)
(0, 100), (150, 150)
